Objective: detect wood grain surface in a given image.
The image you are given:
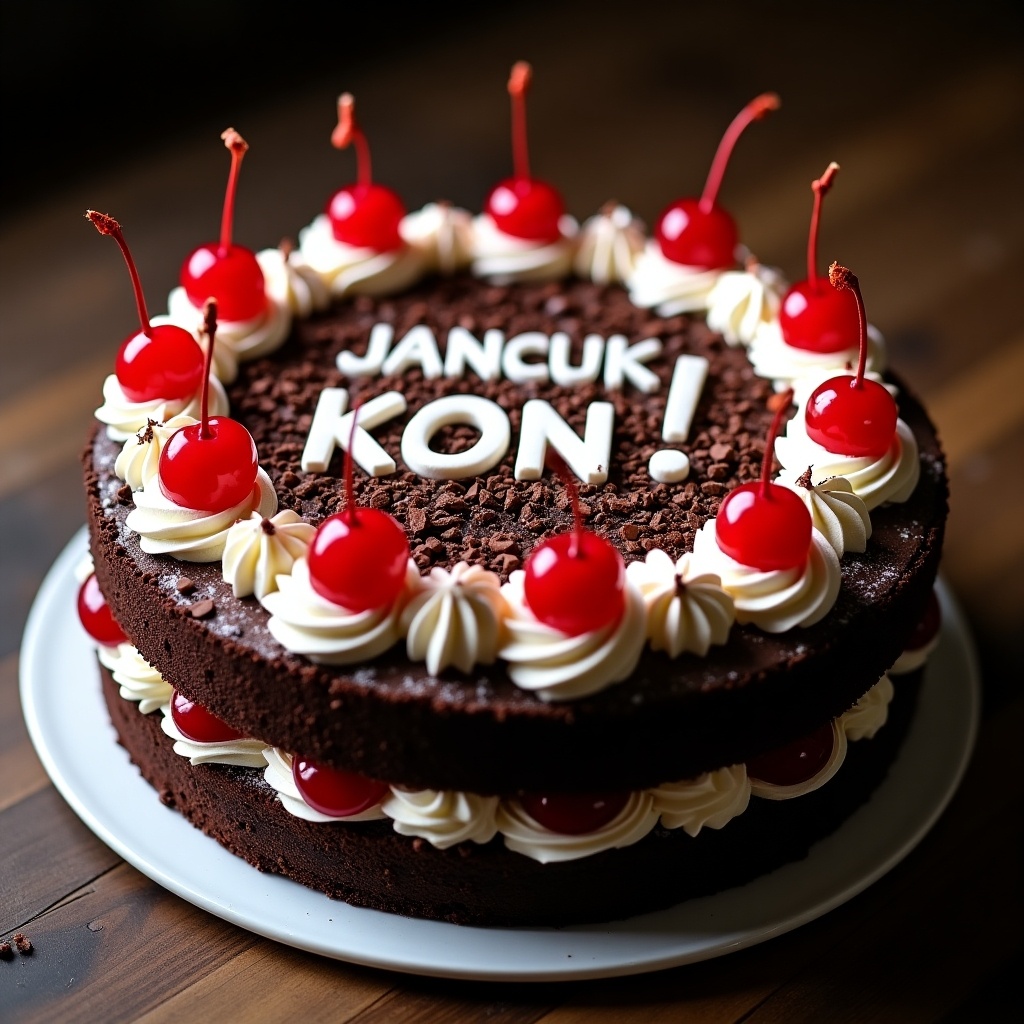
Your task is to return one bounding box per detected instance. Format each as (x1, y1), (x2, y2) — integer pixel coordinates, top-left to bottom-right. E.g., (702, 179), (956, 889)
(2, 2), (1021, 1019)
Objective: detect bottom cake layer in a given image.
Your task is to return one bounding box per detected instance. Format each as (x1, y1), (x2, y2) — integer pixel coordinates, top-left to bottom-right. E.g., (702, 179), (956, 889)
(100, 663), (921, 927)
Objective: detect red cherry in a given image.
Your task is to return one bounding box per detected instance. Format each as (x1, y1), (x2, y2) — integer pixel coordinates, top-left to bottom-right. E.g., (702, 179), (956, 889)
(77, 573), (127, 646)
(520, 791), (629, 835)
(115, 324), (205, 403)
(805, 376), (898, 458)
(87, 210), (206, 403)
(803, 263), (898, 458)
(159, 416), (259, 512)
(327, 182), (405, 251)
(170, 689), (242, 743)
(716, 481), (813, 571)
(180, 130), (267, 322)
(293, 758), (389, 817)
(906, 589), (941, 650)
(716, 389), (812, 571)
(655, 92), (779, 269)
(484, 61), (566, 244)
(779, 163), (861, 353)
(307, 509), (410, 612)
(747, 723), (836, 787)
(326, 94), (407, 253)
(778, 279), (860, 354)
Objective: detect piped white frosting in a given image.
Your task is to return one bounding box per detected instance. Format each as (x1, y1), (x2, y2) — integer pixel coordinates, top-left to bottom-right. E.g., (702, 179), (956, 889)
(625, 550), (735, 657)
(382, 789), (500, 849)
(628, 240), (724, 315)
(778, 473), (872, 558)
(573, 204), (646, 285)
(649, 764), (751, 836)
(690, 520), (841, 633)
(125, 470), (277, 563)
(114, 414), (198, 491)
(841, 674), (894, 741)
(470, 213), (577, 283)
(498, 570), (647, 701)
(97, 643), (173, 714)
(400, 202), (475, 275)
(160, 707), (267, 767)
(222, 510), (316, 600)
(258, 245), (331, 318)
(705, 263), (788, 346)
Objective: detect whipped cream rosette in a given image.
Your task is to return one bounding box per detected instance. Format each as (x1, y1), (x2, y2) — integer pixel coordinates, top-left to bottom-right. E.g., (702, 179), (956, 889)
(649, 764), (751, 836)
(222, 509), (316, 600)
(383, 789), (500, 849)
(470, 211), (578, 284)
(778, 471), (872, 558)
(114, 414), (198, 491)
(400, 202), (475, 275)
(97, 643), (173, 715)
(705, 260), (788, 346)
(841, 674), (894, 741)
(573, 203), (646, 285)
(628, 240), (723, 315)
(625, 549), (735, 657)
(159, 707), (267, 768)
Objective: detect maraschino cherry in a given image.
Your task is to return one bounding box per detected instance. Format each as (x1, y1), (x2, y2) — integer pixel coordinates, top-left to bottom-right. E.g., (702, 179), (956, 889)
(716, 389), (813, 572)
(484, 61), (565, 244)
(778, 162), (860, 353)
(180, 129), (267, 322)
(292, 758), (389, 817)
(520, 791), (629, 835)
(170, 689), (242, 743)
(804, 263), (898, 458)
(77, 572), (127, 646)
(87, 210), (205, 403)
(326, 93), (406, 252)
(158, 301), (259, 512)
(306, 402), (410, 612)
(747, 722), (836, 787)
(654, 92), (780, 270)
(523, 454), (625, 636)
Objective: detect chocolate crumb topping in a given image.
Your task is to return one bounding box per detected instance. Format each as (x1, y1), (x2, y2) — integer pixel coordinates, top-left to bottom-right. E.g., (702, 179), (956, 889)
(260, 517), (276, 535)
(175, 577), (195, 594)
(190, 599), (215, 619)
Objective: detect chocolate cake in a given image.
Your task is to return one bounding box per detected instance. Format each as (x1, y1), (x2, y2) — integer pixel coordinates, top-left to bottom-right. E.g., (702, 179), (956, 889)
(77, 84), (947, 926)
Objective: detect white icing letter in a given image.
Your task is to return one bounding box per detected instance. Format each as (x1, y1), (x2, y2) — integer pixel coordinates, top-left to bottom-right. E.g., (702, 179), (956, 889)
(401, 395), (511, 480)
(444, 326), (505, 381)
(515, 399), (614, 485)
(550, 332), (604, 386)
(502, 332), (550, 383)
(382, 324), (444, 379)
(603, 335), (663, 393)
(662, 354), (709, 443)
(336, 322), (393, 377)
(301, 388), (407, 476)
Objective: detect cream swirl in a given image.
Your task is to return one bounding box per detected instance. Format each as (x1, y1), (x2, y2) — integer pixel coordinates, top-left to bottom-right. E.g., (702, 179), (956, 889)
(691, 521), (841, 633)
(400, 202), (475, 275)
(97, 643), (173, 714)
(498, 570), (647, 701)
(749, 721), (847, 800)
(889, 631), (941, 675)
(222, 510), (316, 600)
(624, 549), (735, 657)
(261, 557), (418, 664)
(496, 793), (659, 863)
(705, 262), (787, 346)
(628, 240), (724, 315)
(165, 254), (295, 384)
(779, 472), (872, 557)
(841, 674), (894, 741)
(258, 244), (331, 318)
(94, 353), (228, 442)
(262, 747), (388, 822)
(114, 414), (198, 491)
(470, 213), (577, 283)
(382, 789), (499, 849)
(748, 319), (888, 392)
(649, 765), (751, 836)
(125, 470), (277, 563)
(160, 707), (267, 767)
(775, 410), (920, 511)
(572, 203), (645, 285)
(399, 562), (508, 675)
(298, 213), (425, 298)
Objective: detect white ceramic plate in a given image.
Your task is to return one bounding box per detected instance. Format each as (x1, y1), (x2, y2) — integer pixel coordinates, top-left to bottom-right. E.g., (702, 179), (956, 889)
(21, 527), (980, 981)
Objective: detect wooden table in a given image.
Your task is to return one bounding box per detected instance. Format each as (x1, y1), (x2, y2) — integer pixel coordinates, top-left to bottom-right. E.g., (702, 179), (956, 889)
(2, 4), (1021, 1019)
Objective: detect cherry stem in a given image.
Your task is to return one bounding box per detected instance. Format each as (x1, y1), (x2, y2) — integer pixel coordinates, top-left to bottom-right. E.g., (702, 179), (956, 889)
(548, 452), (585, 558)
(199, 300), (217, 439)
(332, 94), (373, 187)
(344, 398), (362, 526)
(700, 92), (780, 213)
(807, 162), (840, 287)
(219, 129), (249, 256)
(86, 210), (152, 338)
(508, 61), (533, 181)
(761, 388), (794, 497)
(828, 261), (868, 385)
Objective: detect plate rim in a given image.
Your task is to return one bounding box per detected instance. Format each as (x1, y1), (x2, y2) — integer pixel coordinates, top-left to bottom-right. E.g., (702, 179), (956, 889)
(19, 526), (981, 981)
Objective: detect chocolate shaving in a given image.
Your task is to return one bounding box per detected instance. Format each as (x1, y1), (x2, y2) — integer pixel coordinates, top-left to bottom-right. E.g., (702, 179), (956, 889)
(175, 577), (195, 594)
(189, 599), (215, 619)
